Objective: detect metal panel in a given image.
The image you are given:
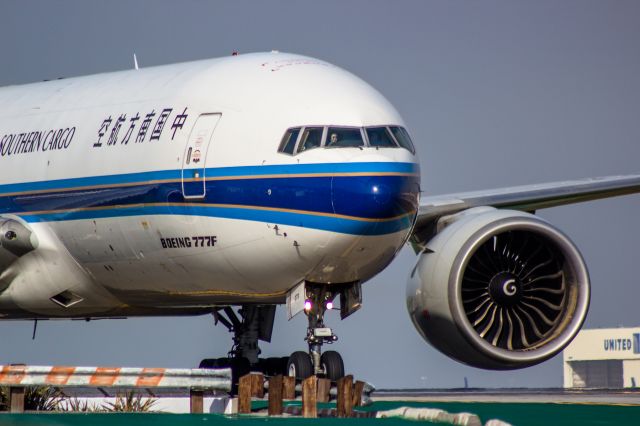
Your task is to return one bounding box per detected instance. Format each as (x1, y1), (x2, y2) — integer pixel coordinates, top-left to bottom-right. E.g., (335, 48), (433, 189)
(570, 360), (623, 388)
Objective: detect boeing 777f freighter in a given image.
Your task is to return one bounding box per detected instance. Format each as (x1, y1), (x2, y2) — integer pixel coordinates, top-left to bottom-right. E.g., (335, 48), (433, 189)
(1, 52), (639, 381)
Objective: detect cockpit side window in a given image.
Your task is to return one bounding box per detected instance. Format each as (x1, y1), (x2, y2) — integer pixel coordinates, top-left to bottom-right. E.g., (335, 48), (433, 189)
(278, 127), (300, 155)
(326, 127), (364, 148)
(389, 126), (416, 154)
(297, 127), (324, 153)
(366, 127), (397, 148)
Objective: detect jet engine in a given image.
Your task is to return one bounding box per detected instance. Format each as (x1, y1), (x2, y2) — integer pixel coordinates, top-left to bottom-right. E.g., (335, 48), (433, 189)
(406, 208), (589, 369)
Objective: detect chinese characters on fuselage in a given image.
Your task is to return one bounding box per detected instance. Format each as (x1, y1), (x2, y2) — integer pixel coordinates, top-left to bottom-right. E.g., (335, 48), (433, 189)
(93, 107), (189, 148)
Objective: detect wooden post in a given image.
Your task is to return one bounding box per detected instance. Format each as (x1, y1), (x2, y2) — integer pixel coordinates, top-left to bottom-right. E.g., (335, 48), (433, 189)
(352, 380), (365, 407)
(317, 378), (331, 403)
(268, 374), (283, 416)
(282, 376), (296, 399)
(9, 386), (25, 413)
(238, 374), (252, 414)
(249, 373), (264, 398)
(302, 375), (317, 418)
(337, 375), (353, 418)
(190, 389), (204, 413)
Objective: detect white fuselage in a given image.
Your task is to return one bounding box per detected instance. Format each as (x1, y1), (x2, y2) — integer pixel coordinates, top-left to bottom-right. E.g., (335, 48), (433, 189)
(0, 52), (420, 318)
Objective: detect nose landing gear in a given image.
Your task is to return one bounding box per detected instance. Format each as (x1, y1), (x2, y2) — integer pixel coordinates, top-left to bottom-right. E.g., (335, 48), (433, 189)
(286, 283), (344, 381)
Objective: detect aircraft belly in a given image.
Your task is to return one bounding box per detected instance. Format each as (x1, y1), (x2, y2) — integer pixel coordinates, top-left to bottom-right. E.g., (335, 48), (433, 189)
(53, 215), (311, 305)
(44, 214), (409, 310)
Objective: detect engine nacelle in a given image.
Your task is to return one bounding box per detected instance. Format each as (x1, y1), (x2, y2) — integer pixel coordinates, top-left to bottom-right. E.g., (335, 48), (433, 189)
(0, 218), (37, 270)
(406, 208), (590, 370)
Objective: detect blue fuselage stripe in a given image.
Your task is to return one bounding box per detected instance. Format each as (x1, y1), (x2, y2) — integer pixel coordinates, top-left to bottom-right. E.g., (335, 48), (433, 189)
(0, 162), (420, 194)
(0, 162), (420, 235)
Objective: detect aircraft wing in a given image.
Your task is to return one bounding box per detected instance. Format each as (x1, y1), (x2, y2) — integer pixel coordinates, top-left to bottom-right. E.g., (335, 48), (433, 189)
(411, 174), (640, 246)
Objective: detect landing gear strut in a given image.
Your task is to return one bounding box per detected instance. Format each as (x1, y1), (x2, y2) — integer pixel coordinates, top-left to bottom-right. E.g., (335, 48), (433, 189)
(307, 284), (340, 375)
(285, 283), (345, 381)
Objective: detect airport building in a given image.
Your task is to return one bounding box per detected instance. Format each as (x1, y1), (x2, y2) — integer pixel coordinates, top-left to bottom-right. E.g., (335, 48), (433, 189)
(563, 327), (640, 388)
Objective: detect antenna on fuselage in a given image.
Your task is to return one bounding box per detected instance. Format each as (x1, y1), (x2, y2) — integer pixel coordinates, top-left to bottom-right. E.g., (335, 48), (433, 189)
(133, 53), (139, 70)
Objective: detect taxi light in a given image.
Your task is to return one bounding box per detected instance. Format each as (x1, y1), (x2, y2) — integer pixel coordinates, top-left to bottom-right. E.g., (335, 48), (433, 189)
(304, 300), (312, 311)
(326, 301), (334, 310)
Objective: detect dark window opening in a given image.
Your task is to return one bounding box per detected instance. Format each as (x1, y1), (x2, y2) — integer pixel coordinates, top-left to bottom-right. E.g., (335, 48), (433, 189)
(297, 127), (324, 153)
(326, 127), (364, 148)
(278, 127), (300, 155)
(366, 127), (397, 148)
(390, 126), (416, 154)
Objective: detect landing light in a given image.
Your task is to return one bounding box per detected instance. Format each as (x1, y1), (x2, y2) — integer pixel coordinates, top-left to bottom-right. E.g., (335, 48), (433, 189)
(304, 300), (312, 311)
(326, 301), (334, 310)
(372, 186), (379, 193)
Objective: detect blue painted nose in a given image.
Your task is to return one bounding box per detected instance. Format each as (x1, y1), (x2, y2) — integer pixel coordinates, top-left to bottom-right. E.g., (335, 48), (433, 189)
(331, 173), (420, 235)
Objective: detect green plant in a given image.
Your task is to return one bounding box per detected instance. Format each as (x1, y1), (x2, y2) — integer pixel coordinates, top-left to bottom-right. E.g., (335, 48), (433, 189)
(24, 386), (64, 411)
(102, 391), (157, 412)
(0, 386), (63, 411)
(57, 396), (102, 413)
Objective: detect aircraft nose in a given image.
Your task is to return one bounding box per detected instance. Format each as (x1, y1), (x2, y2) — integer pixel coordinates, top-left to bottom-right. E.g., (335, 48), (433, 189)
(331, 171), (420, 235)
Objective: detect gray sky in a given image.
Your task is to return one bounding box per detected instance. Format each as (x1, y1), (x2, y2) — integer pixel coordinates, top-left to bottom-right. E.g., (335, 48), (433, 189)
(0, 0), (639, 388)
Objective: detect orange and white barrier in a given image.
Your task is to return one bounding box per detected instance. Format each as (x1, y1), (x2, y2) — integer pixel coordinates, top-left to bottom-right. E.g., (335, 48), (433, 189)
(0, 365), (231, 390)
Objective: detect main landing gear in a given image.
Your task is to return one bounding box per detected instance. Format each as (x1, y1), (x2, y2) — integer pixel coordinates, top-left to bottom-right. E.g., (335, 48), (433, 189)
(199, 305), (283, 390)
(200, 282), (361, 392)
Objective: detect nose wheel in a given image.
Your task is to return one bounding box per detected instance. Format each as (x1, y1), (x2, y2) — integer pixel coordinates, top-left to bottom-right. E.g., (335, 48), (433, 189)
(287, 351), (313, 379)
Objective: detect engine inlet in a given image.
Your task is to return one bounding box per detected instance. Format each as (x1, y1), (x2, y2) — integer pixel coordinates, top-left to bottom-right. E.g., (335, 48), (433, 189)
(462, 231), (566, 350)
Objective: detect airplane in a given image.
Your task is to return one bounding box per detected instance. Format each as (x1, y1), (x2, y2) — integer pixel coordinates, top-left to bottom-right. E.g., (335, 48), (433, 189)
(1, 51), (639, 383)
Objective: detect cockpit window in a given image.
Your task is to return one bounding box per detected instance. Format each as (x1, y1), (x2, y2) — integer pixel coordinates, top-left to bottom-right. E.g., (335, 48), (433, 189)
(366, 127), (397, 148)
(389, 126), (416, 154)
(326, 127), (364, 148)
(278, 125), (415, 155)
(297, 127), (324, 153)
(279, 127), (300, 155)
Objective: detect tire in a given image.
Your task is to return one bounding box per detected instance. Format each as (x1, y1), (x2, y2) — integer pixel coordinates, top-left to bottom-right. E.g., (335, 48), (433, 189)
(229, 357), (250, 380)
(321, 351), (344, 381)
(263, 357), (289, 376)
(255, 358), (269, 374)
(260, 357), (277, 376)
(279, 357), (290, 376)
(287, 351), (313, 379)
(198, 358), (218, 369)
